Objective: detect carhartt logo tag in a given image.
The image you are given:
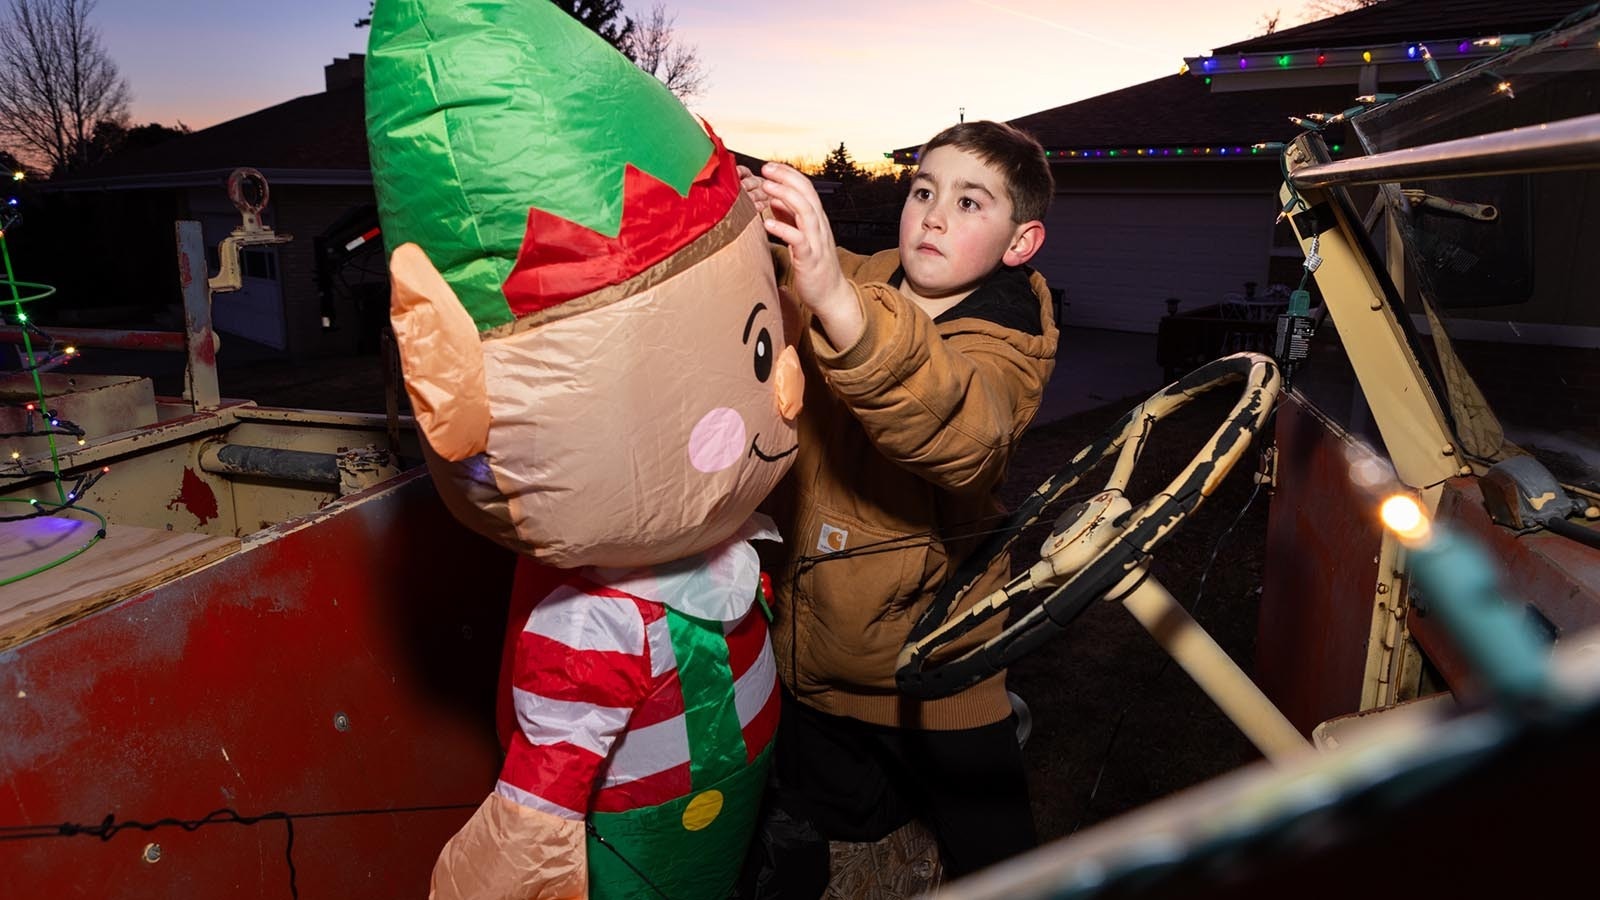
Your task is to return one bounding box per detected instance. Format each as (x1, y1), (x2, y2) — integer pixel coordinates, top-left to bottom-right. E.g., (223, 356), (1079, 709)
(817, 523), (849, 554)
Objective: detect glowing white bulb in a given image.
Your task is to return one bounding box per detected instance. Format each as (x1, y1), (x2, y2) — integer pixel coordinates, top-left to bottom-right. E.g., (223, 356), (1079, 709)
(1380, 495), (1430, 544)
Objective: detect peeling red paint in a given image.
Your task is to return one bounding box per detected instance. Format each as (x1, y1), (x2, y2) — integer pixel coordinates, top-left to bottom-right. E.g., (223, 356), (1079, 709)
(167, 466), (219, 525)
(193, 327), (217, 366)
(179, 249), (193, 289)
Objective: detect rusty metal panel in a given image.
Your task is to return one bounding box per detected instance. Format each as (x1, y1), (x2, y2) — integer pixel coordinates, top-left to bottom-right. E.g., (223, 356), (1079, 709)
(224, 418), (412, 462)
(1408, 478), (1600, 699)
(1257, 395), (1386, 733)
(0, 471), (516, 898)
(12, 435), (240, 537)
(0, 373), (158, 447)
(228, 409), (424, 465)
(2, 406), (421, 538)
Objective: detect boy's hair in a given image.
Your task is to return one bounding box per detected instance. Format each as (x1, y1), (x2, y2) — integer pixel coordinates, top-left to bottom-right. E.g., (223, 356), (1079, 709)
(919, 121), (1054, 224)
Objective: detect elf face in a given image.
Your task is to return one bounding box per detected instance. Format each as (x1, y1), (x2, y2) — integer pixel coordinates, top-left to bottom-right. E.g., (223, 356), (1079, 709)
(391, 203), (802, 569)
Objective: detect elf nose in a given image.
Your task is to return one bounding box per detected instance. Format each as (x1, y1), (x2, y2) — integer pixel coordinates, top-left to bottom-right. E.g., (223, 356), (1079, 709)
(773, 344), (804, 422)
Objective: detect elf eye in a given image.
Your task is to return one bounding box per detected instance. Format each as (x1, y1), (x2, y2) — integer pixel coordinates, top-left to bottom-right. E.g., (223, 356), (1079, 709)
(743, 303), (775, 383)
(753, 328), (773, 382)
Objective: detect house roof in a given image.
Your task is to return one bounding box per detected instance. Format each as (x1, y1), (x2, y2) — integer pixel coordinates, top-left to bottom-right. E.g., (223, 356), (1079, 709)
(890, 76), (1367, 163)
(55, 78), (775, 194)
(50, 81), (372, 191)
(888, 0), (1595, 163)
(1216, 0), (1595, 54)
(1010, 76), (1362, 152)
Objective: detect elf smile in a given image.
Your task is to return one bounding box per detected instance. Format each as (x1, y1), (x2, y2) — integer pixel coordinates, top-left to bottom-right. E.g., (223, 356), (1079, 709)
(750, 435), (798, 462)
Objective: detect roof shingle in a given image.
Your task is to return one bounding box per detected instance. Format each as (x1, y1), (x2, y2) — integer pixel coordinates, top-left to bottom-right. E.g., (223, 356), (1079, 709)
(1007, 76), (1366, 150)
(892, 1), (1594, 158)
(56, 82), (370, 186)
(1216, 0), (1594, 54)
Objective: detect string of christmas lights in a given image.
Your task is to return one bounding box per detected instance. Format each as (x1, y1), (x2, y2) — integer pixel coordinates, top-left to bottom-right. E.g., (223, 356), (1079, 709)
(1043, 142), (1342, 160)
(1182, 32), (1541, 77)
(0, 192), (110, 583)
(913, 26), (1575, 167)
(891, 142), (1343, 166)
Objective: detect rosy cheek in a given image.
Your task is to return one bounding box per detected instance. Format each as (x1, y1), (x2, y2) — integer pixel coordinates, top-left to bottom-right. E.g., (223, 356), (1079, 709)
(688, 407), (747, 473)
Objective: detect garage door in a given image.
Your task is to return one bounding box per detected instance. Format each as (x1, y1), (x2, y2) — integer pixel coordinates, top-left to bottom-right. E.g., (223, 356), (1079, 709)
(1031, 192), (1277, 333)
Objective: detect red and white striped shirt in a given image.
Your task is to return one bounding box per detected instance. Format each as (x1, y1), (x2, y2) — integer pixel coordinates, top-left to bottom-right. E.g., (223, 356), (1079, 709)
(494, 560), (779, 819)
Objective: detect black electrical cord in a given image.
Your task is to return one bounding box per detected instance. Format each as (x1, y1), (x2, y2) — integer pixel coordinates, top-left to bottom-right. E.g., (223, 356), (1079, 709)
(1543, 516), (1600, 552)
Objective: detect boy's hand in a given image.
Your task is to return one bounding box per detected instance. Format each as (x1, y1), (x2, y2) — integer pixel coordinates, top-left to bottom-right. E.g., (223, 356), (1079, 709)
(758, 162), (864, 348)
(736, 164), (776, 222)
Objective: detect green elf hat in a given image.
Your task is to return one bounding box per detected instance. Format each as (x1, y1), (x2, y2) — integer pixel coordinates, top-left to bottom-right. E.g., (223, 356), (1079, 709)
(365, 0), (741, 331)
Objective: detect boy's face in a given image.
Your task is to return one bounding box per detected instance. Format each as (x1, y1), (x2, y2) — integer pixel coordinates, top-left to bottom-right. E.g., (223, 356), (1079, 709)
(898, 145), (1031, 300)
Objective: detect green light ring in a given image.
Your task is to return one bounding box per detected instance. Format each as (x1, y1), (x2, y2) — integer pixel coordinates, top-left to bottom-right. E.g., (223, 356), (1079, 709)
(0, 500), (107, 586)
(0, 280), (57, 308)
(0, 232), (67, 501)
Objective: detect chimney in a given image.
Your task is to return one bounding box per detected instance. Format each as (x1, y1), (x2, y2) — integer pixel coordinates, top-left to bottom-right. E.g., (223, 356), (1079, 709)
(325, 54), (366, 91)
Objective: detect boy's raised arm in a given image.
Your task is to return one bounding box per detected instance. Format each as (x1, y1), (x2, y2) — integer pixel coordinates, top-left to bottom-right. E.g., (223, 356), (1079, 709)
(828, 299), (1050, 494)
(756, 162), (865, 348)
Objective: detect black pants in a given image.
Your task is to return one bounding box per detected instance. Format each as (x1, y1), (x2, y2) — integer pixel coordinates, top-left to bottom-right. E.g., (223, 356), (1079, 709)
(735, 690), (1036, 898)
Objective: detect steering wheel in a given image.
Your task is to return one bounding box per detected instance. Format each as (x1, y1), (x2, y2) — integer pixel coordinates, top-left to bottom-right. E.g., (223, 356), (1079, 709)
(896, 352), (1282, 700)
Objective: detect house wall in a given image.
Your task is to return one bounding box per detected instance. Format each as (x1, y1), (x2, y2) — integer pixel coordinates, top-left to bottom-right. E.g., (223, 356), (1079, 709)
(14, 189), (186, 325)
(269, 185), (386, 359)
(1031, 160), (1290, 333)
(180, 184), (384, 360)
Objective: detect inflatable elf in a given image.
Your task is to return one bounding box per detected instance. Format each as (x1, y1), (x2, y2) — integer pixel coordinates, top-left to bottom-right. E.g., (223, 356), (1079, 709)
(365, 1), (805, 897)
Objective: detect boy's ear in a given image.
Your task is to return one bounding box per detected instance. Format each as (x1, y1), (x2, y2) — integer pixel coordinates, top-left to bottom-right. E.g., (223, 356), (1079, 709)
(1002, 220), (1046, 267)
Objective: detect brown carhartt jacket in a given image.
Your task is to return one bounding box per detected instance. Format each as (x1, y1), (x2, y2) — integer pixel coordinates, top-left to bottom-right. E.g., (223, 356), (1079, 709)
(764, 247), (1059, 730)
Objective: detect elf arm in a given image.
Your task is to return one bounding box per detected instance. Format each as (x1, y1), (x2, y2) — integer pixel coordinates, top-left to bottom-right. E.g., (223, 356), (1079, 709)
(432, 577), (654, 900)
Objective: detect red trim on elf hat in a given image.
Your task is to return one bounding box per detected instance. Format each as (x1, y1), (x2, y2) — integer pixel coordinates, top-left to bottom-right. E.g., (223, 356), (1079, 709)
(502, 126), (742, 318)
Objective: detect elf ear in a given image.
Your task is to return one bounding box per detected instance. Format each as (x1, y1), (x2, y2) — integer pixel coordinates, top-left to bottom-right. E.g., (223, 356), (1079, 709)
(388, 243), (490, 461)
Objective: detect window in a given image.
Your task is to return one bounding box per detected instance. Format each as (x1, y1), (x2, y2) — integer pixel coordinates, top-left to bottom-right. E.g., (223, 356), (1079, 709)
(241, 248), (279, 281)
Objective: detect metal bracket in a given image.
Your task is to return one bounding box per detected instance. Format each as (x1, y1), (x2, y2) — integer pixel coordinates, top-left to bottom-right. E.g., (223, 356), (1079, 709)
(209, 168), (293, 294)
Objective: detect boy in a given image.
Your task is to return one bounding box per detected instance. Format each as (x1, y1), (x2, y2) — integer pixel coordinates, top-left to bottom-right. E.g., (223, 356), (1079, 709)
(737, 120), (1058, 895)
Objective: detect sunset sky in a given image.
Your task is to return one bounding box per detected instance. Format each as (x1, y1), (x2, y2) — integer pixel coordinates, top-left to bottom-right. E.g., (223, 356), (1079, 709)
(99, 0), (1301, 167)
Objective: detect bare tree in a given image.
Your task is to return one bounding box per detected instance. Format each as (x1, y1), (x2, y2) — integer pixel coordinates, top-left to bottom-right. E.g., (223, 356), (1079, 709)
(0, 0), (129, 175)
(1258, 9), (1281, 35)
(1304, 0), (1384, 20)
(627, 3), (707, 101)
